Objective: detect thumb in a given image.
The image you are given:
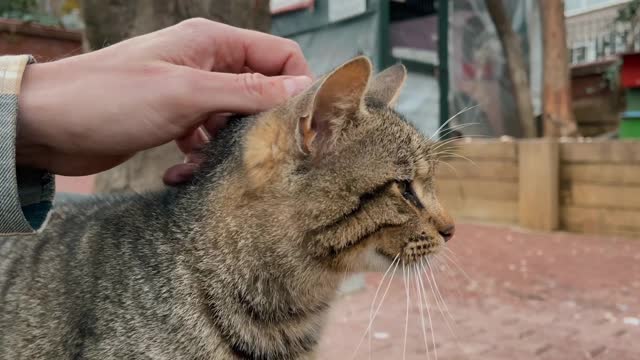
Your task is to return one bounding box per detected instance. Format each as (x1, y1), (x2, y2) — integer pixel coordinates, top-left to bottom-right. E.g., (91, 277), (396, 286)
(190, 70), (313, 114)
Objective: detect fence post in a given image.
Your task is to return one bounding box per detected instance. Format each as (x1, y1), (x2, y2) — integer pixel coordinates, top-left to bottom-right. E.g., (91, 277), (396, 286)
(518, 139), (560, 231)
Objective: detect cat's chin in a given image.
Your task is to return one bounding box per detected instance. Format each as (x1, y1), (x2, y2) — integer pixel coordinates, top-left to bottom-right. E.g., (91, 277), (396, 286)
(361, 246), (442, 272)
(357, 246), (398, 272)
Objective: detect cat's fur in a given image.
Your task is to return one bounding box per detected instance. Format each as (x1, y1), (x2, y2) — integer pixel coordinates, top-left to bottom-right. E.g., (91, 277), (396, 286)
(0, 57), (454, 359)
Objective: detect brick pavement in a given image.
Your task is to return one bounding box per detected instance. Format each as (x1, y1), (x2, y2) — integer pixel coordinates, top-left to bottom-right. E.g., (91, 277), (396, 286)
(318, 223), (640, 359)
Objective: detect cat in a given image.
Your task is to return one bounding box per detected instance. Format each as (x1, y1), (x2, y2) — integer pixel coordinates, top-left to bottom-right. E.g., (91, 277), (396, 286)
(0, 57), (455, 359)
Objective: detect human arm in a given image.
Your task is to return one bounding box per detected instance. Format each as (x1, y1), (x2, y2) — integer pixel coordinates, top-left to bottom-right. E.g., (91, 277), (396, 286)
(1, 18), (312, 234)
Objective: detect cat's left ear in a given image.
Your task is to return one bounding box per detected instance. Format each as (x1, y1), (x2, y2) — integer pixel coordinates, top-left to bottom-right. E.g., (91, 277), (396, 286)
(365, 63), (407, 107)
(297, 56), (372, 156)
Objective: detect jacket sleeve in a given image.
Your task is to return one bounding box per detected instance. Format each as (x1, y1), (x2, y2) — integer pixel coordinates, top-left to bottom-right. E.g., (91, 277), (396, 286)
(0, 55), (55, 235)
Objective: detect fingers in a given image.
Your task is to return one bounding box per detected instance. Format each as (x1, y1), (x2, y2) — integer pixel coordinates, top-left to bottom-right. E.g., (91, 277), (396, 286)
(174, 18), (313, 77)
(203, 113), (230, 138)
(187, 70), (312, 114)
(163, 163), (198, 186)
(176, 127), (209, 154)
(170, 115), (229, 186)
(168, 127), (209, 186)
(227, 27), (313, 77)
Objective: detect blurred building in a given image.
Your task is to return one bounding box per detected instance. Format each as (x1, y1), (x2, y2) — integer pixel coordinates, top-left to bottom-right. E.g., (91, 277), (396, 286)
(447, 0), (542, 137)
(566, 0), (634, 64)
(272, 0), (542, 138)
(272, 0), (442, 137)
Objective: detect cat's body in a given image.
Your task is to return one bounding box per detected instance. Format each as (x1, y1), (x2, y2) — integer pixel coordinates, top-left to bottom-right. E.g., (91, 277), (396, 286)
(0, 58), (454, 359)
(1, 121), (334, 359)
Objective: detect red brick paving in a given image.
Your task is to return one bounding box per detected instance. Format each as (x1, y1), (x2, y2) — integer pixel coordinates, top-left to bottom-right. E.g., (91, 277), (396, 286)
(319, 223), (640, 359)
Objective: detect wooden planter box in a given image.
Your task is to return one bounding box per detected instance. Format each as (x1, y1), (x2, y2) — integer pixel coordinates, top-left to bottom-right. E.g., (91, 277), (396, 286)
(437, 139), (640, 238)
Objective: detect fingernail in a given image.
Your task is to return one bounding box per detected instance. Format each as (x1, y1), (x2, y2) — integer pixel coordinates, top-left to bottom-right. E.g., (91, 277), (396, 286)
(197, 127), (210, 142)
(283, 76), (312, 97)
(185, 153), (206, 165)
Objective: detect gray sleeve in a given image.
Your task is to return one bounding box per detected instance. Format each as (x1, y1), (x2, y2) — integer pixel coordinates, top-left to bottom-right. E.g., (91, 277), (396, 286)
(0, 55), (55, 235)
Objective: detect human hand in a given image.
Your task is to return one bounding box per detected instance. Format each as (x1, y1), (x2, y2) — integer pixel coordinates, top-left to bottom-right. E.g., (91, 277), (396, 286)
(15, 18), (313, 184)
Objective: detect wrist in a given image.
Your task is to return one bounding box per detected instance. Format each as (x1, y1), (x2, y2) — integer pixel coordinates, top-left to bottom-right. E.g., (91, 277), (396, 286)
(16, 62), (56, 170)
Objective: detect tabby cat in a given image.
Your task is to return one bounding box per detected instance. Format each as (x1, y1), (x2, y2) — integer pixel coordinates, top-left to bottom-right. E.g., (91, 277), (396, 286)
(0, 57), (454, 359)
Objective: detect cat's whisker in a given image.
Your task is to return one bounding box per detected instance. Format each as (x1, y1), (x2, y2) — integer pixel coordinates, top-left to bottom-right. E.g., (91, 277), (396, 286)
(367, 254), (400, 360)
(440, 251), (474, 284)
(429, 136), (466, 153)
(442, 248), (468, 271)
(352, 255), (400, 359)
(436, 132), (489, 143)
(443, 247), (464, 262)
(430, 255), (446, 275)
(422, 259), (471, 360)
(434, 124), (478, 141)
(426, 259), (456, 326)
(431, 130), (487, 147)
(416, 259), (438, 360)
(422, 259), (461, 359)
(369, 255), (399, 320)
(430, 138), (485, 160)
(437, 160), (460, 177)
(402, 262), (410, 360)
(422, 261), (460, 346)
(433, 122), (481, 141)
(431, 151), (479, 168)
(413, 265), (431, 360)
(433, 254), (467, 302)
(429, 105), (480, 141)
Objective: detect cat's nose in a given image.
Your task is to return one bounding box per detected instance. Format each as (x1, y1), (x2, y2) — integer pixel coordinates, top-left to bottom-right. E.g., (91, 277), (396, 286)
(438, 225), (455, 242)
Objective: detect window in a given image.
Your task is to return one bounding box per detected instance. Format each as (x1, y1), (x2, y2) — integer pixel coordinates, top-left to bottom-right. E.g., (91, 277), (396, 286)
(566, 0), (633, 14)
(572, 46), (587, 63)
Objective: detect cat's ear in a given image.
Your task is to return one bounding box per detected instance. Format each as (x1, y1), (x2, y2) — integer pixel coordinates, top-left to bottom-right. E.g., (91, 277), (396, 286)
(365, 63), (407, 107)
(296, 56), (372, 155)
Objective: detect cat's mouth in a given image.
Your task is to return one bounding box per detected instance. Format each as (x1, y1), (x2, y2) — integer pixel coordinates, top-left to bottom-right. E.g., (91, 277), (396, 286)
(375, 234), (442, 265)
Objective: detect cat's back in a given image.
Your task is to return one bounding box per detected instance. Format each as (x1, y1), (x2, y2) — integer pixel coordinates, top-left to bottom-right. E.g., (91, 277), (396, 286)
(0, 192), (178, 359)
(0, 193), (142, 277)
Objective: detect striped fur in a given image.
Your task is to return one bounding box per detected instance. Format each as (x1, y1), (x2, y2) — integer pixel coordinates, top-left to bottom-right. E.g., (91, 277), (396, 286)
(0, 58), (454, 359)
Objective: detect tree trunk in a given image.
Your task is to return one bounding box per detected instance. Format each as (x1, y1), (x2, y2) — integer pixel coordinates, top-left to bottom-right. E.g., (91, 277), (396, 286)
(81, 0), (271, 193)
(485, 0), (536, 138)
(540, 0), (578, 137)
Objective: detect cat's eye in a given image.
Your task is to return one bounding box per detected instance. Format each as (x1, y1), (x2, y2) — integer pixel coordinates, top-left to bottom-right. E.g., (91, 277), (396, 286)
(398, 180), (424, 209)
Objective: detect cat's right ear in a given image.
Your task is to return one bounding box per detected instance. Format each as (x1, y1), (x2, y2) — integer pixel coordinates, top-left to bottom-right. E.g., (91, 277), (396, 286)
(366, 63), (407, 107)
(296, 56), (372, 156)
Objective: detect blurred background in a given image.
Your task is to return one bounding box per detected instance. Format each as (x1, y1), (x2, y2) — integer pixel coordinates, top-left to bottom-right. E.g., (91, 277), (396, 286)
(2, 0), (640, 359)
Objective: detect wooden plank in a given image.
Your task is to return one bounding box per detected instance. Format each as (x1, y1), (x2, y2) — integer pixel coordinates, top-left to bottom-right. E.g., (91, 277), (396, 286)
(561, 206), (640, 236)
(561, 183), (640, 209)
(560, 141), (640, 163)
(440, 197), (519, 224)
(437, 179), (518, 202)
(519, 139), (559, 231)
(561, 163), (640, 186)
(438, 140), (518, 161)
(562, 220), (640, 238)
(436, 160), (519, 181)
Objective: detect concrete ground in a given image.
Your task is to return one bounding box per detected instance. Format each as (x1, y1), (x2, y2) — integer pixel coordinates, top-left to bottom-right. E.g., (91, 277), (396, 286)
(319, 223), (640, 360)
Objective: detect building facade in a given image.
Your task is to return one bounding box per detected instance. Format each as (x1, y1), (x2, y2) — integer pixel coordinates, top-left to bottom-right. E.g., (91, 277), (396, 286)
(566, 0), (635, 64)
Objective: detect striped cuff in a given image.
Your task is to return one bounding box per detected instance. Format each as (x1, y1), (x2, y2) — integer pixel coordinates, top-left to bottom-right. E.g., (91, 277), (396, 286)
(0, 55), (55, 235)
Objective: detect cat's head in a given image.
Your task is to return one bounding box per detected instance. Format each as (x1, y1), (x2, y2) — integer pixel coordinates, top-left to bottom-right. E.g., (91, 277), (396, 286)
(234, 57), (454, 272)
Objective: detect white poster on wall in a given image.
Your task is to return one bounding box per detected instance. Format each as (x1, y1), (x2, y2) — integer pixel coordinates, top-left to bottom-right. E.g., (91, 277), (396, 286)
(328, 0), (366, 23)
